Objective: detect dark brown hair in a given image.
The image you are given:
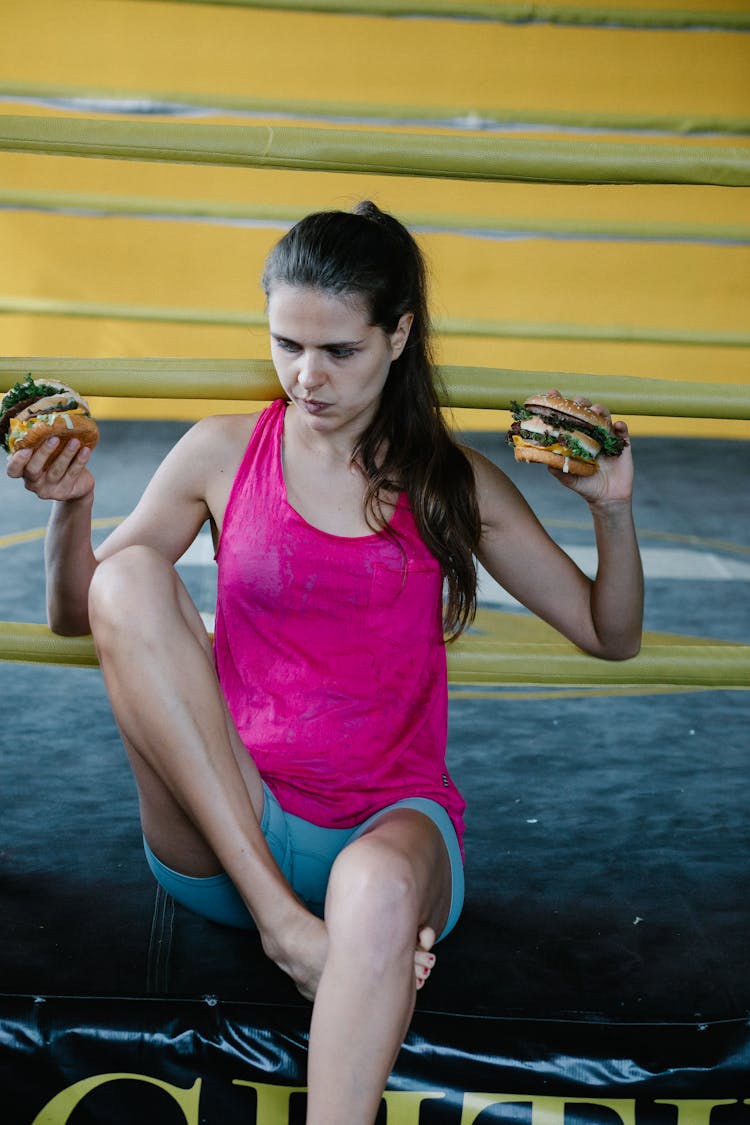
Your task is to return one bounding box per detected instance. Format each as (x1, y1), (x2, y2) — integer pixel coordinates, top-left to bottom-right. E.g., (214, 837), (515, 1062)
(261, 201), (482, 639)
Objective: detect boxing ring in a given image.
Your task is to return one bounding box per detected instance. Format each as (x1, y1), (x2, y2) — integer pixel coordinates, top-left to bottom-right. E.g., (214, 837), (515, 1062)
(1, 2), (750, 1121)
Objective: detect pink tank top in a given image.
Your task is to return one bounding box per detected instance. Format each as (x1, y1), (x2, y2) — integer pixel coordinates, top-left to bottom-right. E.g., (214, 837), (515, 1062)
(213, 399), (465, 847)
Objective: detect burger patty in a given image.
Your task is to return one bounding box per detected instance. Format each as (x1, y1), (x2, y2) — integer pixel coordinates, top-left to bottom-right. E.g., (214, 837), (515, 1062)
(0, 396), (38, 448)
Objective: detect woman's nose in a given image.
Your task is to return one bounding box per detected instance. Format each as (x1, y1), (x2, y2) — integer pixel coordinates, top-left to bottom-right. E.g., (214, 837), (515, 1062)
(297, 354), (326, 390)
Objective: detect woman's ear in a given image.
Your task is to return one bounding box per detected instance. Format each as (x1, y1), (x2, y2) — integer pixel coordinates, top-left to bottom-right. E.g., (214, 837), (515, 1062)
(389, 312), (414, 359)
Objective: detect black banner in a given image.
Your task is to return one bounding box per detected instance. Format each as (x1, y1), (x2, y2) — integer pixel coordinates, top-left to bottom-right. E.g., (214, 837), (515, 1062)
(3, 995), (749, 1124)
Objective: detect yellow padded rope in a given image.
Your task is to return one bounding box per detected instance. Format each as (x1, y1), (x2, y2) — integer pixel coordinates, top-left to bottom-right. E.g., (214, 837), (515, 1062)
(1, 623), (747, 689)
(1, 359), (748, 419)
(1, 116), (749, 186)
(2, 300), (749, 351)
(4, 83), (750, 139)
(125, 0), (750, 32)
(1, 187), (749, 245)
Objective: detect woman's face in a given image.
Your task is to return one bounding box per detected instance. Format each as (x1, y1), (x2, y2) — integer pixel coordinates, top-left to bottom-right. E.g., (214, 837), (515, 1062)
(267, 284), (412, 441)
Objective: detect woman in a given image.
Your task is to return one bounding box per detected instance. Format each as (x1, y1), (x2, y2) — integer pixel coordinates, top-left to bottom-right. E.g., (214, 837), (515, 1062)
(7, 202), (643, 1124)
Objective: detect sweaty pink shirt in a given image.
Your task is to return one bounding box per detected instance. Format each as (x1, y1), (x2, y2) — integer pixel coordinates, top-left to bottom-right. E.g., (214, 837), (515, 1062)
(213, 399), (465, 847)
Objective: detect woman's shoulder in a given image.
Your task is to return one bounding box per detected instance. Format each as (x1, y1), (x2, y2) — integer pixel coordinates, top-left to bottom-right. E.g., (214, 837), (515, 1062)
(183, 410), (266, 463)
(158, 410), (267, 497)
(191, 409), (264, 441)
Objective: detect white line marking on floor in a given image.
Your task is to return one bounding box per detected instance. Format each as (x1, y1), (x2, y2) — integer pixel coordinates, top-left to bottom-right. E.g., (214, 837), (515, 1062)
(477, 548), (750, 608)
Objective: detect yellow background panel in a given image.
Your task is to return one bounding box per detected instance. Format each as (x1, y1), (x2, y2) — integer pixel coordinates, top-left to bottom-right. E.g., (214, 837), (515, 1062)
(3, 1), (748, 121)
(2, 211), (748, 335)
(1, 2), (748, 437)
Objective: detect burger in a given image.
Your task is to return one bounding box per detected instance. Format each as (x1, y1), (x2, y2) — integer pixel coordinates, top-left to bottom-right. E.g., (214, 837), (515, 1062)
(1, 374), (99, 456)
(507, 391), (626, 476)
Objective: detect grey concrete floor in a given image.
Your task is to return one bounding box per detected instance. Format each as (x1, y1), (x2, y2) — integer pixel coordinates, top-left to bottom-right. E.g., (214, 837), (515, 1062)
(1, 423), (748, 1021)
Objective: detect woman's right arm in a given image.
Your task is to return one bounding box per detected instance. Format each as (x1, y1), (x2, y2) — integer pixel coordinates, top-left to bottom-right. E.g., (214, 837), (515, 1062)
(7, 416), (238, 637)
(7, 435), (97, 635)
(45, 489), (98, 635)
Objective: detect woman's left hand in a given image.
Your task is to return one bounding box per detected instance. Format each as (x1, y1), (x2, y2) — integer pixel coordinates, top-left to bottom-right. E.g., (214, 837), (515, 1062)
(547, 397), (634, 507)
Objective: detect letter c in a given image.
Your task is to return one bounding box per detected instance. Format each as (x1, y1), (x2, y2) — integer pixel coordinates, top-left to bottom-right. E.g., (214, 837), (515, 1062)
(31, 1073), (202, 1125)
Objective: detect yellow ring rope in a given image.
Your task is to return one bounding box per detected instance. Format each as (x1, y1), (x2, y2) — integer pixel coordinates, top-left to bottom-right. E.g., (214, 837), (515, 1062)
(2, 116), (749, 186)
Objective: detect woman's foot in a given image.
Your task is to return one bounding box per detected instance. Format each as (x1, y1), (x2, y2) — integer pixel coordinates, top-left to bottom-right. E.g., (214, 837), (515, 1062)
(261, 909), (329, 1001)
(414, 926), (437, 991)
(263, 916), (437, 1000)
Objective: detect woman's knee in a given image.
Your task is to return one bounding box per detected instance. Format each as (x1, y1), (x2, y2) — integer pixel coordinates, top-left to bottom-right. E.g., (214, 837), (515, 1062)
(326, 837), (420, 949)
(89, 545), (174, 634)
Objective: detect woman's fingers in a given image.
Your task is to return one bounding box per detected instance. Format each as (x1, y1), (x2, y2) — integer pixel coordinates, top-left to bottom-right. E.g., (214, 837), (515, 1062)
(6, 435), (93, 500)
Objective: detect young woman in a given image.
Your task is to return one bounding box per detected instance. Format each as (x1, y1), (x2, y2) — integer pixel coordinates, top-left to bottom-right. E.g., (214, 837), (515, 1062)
(7, 201), (643, 1124)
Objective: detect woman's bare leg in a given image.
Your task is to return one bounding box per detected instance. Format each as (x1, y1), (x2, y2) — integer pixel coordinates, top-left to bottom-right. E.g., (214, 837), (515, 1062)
(305, 809), (452, 1125)
(88, 545), (437, 1003)
(88, 544), (327, 997)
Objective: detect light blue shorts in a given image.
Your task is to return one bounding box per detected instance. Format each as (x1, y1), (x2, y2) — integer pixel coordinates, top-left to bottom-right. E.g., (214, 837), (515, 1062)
(143, 784), (464, 941)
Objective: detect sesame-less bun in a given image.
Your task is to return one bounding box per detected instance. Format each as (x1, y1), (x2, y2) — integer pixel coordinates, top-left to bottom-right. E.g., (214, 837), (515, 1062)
(522, 391), (606, 432)
(1, 376), (99, 455)
(9, 409), (100, 454)
(512, 440), (598, 476)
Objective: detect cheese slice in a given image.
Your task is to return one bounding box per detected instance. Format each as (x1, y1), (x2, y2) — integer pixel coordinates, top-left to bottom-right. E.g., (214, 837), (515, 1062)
(513, 434), (577, 457)
(8, 407), (87, 452)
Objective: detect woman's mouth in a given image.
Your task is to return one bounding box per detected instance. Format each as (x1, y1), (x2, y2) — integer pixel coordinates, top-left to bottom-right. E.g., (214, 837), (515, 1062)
(298, 398), (330, 415)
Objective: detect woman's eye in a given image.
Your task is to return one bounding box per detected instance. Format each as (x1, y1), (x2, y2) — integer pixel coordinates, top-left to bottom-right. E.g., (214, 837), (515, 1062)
(272, 338), (356, 359)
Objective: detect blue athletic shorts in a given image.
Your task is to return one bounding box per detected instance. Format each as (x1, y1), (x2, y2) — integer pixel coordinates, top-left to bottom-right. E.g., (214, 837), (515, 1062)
(143, 783), (464, 940)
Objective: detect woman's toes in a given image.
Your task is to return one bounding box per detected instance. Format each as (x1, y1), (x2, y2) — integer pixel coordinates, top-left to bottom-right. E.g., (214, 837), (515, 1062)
(417, 925), (436, 953)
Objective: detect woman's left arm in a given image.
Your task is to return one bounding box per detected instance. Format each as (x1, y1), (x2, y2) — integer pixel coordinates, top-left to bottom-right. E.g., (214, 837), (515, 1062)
(468, 413), (643, 661)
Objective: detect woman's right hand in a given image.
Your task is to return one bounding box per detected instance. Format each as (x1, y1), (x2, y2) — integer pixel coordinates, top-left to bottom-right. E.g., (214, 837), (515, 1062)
(6, 435), (95, 503)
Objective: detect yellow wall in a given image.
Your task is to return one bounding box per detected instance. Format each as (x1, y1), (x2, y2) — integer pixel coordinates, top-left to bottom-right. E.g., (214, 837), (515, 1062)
(1, 0), (748, 435)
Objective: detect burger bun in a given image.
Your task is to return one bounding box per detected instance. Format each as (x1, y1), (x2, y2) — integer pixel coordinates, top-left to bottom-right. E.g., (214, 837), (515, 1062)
(9, 411), (99, 455)
(513, 441), (598, 476)
(522, 391), (606, 431)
